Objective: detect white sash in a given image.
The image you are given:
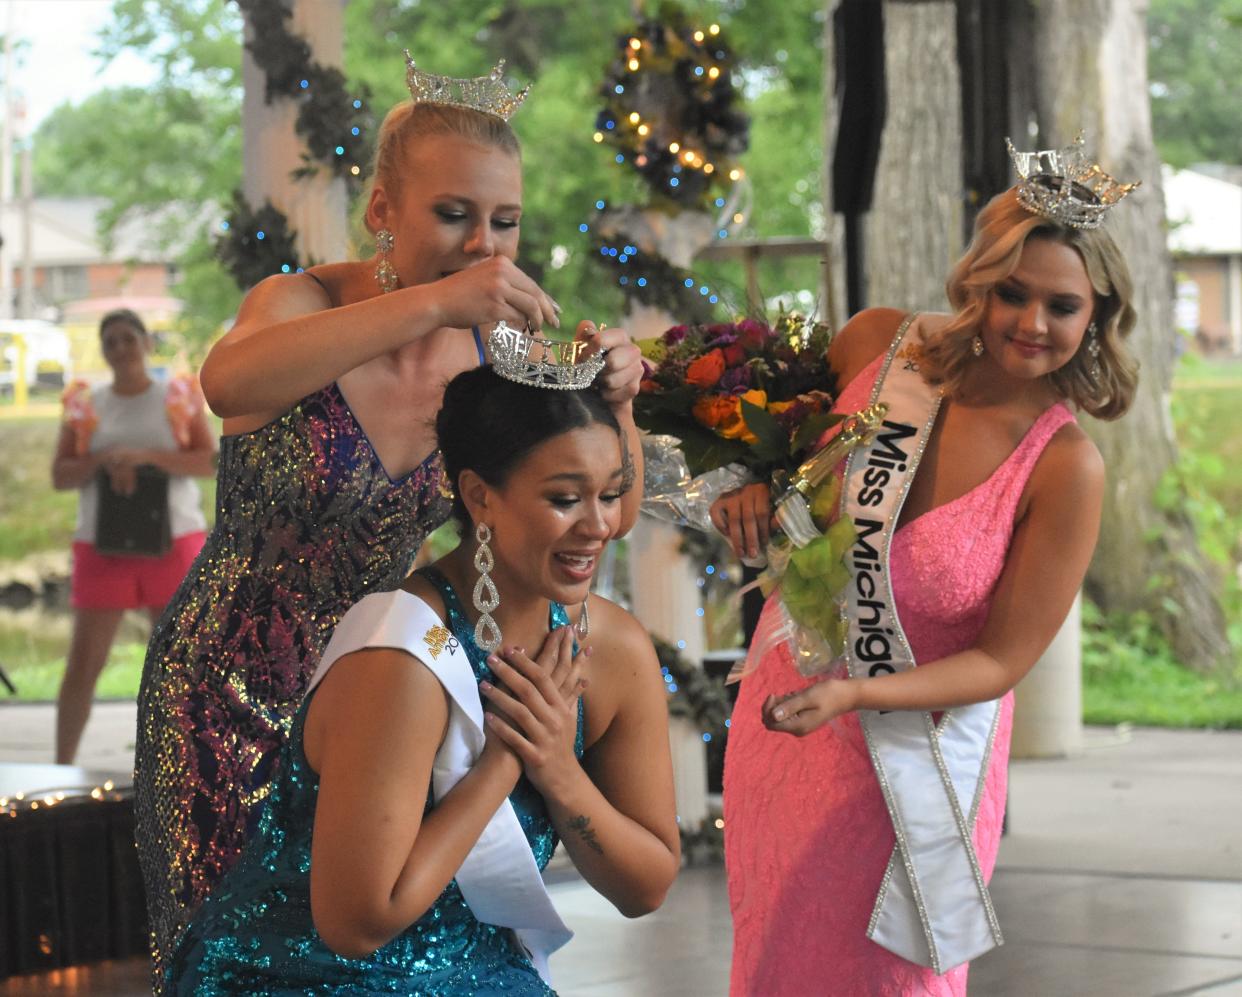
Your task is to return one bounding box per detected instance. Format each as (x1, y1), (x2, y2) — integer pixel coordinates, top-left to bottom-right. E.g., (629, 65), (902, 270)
(838, 315), (1004, 973)
(309, 590), (573, 985)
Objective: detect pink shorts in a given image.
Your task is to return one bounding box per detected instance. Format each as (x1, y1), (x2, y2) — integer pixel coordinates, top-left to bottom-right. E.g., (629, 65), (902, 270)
(70, 532), (206, 611)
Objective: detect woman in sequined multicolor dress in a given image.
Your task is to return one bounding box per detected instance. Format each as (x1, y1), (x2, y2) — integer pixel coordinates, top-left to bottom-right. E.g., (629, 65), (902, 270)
(167, 367), (679, 994)
(135, 87), (647, 984)
(712, 184), (1139, 994)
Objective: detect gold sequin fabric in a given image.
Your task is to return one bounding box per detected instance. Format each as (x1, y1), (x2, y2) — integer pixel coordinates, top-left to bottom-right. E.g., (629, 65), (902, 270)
(135, 382), (451, 989)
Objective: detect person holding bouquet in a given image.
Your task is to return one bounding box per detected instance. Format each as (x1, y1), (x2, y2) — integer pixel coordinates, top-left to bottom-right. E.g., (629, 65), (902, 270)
(711, 140), (1139, 995)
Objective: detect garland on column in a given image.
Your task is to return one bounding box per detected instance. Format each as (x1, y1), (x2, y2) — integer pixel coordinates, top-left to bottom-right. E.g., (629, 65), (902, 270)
(218, 0), (374, 288)
(584, 4), (750, 317)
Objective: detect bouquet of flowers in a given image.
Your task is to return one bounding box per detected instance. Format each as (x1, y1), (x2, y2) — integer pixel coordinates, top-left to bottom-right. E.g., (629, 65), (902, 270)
(634, 313), (887, 672)
(634, 312), (842, 482)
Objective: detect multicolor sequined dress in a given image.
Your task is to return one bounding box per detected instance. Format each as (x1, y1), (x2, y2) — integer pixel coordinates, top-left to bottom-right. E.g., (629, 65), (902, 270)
(167, 568), (579, 995)
(135, 382), (453, 986)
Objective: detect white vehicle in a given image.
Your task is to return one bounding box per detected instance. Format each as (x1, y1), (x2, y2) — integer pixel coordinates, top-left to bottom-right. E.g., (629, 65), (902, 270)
(0, 320), (72, 392)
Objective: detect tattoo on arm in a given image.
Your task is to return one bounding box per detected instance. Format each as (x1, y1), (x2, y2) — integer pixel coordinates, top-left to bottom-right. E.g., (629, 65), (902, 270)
(567, 814), (604, 855)
(620, 434), (637, 493)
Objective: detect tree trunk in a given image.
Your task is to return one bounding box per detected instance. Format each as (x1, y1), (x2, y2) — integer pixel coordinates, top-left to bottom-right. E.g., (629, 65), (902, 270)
(1016, 0), (1229, 670)
(865, 1), (964, 313)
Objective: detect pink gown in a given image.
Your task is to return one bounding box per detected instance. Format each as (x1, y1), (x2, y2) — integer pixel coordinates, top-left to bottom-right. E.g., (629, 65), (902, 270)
(724, 353), (1075, 996)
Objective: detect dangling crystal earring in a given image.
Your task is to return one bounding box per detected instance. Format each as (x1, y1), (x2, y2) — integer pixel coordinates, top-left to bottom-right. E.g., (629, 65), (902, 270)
(375, 228), (399, 294)
(576, 600), (590, 639)
(1086, 321), (1102, 380)
(971, 335), (985, 358)
(472, 522), (502, 652)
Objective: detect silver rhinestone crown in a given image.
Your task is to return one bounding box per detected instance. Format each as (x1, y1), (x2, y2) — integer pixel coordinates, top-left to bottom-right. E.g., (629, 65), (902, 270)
(404, 51), (530, 121)
(1006, 134), (1139, 230)
(488, 322), (606, 391)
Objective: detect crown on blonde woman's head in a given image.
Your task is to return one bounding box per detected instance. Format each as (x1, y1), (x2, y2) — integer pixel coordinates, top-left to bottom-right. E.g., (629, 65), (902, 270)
(488, 322), (605, 390)
(404, 51), (531, 121)
(1005, 133), (1139, 230)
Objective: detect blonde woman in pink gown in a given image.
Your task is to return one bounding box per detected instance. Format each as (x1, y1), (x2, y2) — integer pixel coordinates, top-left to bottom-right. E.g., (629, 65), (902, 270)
(713, 180), (1139, 995)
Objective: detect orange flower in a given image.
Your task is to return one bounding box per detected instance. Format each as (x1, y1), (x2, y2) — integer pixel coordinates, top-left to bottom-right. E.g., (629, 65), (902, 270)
(767, 400), (796, 416)
(692, 394), (737, 430)
(717, 389), (768, 443)
(685, 349), (727, 388)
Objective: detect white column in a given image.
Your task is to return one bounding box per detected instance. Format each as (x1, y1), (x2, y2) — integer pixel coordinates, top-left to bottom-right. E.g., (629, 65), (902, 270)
(1010, 592), (1084, 759)
(627, 517), (709, 831)
(241, 0), (348, 268)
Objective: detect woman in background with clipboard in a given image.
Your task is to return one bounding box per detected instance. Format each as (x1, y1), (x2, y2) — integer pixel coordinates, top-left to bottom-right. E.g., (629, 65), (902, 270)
(51, 309), (216, 764)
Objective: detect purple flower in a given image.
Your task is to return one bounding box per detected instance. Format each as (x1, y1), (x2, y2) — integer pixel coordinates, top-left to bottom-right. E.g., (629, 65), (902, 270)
(719, 364), (754, 394)
(662, 325), (689, 346)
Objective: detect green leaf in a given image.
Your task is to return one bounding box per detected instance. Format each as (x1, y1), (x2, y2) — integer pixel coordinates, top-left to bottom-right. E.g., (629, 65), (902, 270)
(740, 399), (790, 461)
(791, 412), (842, 455)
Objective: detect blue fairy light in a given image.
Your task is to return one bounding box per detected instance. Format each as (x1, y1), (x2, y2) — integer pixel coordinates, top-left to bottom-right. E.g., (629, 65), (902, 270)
(299, 79), (309, 89)
(684, 278), (694, 288)
(709, 295), (719, 304)
(702, 732), (713, 742)
(599, 247), (610, 256)
(705, 564), (716, 575)
(351, 127), (360, 136)
(605, 120), (616, 130)
(335, 146), (345, 156)
(677, 639), (687, 650)
(695, 66), (704, 76)
(619, 276), (629, 285)
(700, 286), (710, 295)
(353, 99), (362, 109)
(725, 718), (732, 728)
(618, 254), (628, 263)
(280, 264), (291, 273)
(696, 607), (705, 617)
(595, 199), (606, 210)
(220, 221), (230, 230)
(715, 197), (726, 207)
(668, 683), (679, 693)
(719, 229), (729, 238)
(616, 154), (625, 163)
(579, 223), (589, 233)
(637, 277), (648, 287)
(608, 248), (618, 257)
(256, 230), (266, 240)
(614, 84), (625, 94)
(661, 667), (670, 676)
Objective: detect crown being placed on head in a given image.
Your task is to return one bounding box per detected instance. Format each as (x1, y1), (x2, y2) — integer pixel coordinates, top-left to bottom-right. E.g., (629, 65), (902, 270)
(404, 51), (530, 121)
(1006, 133), (1139, 230)
(489, 322), (606, 391)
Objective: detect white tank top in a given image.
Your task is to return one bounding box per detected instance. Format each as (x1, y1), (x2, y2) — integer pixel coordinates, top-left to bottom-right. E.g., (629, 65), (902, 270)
(74, 378), (208, 544)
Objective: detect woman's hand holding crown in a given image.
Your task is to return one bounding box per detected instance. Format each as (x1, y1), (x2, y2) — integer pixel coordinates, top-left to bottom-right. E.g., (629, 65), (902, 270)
(423, 256), (561, 334)
(579, 321), (643, 410)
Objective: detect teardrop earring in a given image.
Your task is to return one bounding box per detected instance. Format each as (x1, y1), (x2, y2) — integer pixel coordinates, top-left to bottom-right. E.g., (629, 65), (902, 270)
(375, 229), (399, 294)
(472, 522), (501, 652)
(971, 335), (985, 358)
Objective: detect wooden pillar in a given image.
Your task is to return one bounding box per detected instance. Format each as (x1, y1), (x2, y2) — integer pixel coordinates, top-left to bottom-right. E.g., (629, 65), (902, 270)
(241, 0), (348, 265)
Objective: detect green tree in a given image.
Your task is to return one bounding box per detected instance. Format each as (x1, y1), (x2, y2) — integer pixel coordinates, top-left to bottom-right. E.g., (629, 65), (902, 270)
(1148, 0), (1242, 167)
(30, 0), (244, 355)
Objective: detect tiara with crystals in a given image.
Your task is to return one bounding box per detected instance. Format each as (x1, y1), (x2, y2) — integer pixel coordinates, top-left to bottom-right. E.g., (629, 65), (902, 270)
(488, 322), (606, 390)
(404, 51), (530, 121)
(1006, 133), (1139, 230)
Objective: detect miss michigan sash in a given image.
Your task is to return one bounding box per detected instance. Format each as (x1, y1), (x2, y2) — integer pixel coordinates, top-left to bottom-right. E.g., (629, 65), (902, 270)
(839, 314), (1004, 973)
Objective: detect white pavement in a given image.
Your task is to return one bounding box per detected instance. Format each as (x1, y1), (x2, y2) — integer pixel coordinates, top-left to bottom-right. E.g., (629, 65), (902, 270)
(1, 702), (1240, 996)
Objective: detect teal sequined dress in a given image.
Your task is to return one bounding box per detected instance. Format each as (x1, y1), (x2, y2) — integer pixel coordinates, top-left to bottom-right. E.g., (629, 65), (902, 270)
(168, 568), (581, 996)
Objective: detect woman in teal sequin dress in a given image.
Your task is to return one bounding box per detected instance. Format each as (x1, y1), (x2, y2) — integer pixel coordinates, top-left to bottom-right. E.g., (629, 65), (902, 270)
(136, 87), (648, 986)
(168, 368), (679, 994)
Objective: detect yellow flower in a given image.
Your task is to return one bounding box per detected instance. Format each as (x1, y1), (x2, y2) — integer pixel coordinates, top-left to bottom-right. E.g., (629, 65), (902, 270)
(717, 389), (768, 444)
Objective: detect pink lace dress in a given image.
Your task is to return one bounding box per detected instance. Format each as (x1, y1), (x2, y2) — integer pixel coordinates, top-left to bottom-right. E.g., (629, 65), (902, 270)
(724, 353), (1075, 996)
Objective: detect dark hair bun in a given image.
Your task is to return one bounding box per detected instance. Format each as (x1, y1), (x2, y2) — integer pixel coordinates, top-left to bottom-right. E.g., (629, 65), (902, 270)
(436, 365), (620, 522)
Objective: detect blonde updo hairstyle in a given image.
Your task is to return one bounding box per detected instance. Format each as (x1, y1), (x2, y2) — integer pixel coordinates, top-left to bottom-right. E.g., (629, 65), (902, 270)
(363, 101), (521, 237)
(920, 187), (1138, 420)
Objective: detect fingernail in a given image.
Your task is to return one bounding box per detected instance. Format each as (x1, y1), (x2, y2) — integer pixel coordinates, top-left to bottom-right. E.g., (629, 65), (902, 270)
(487, 654), (500, 665)
(552, 299), (563, 313)
(773, 709), (785, 721)
(480, 680), (493, 691)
